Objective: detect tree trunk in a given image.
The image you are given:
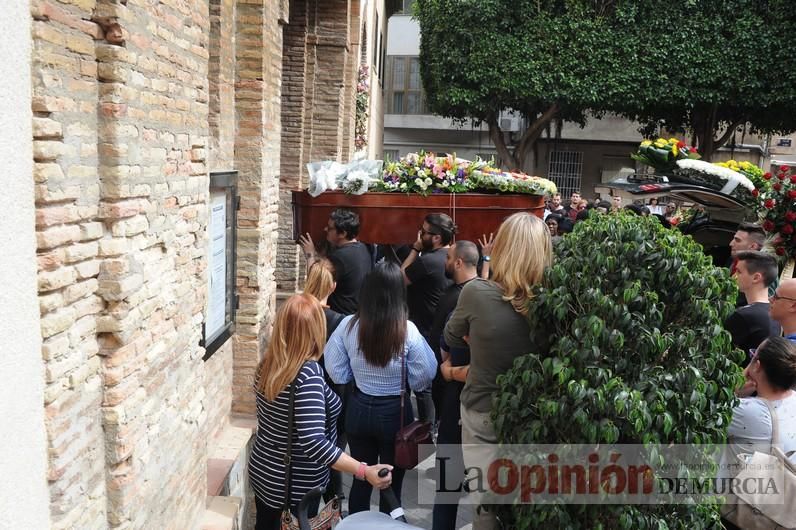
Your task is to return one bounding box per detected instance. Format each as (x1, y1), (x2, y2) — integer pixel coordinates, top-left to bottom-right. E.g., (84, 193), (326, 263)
(487, 118), (520, 169)
(487, 104), (560, 171)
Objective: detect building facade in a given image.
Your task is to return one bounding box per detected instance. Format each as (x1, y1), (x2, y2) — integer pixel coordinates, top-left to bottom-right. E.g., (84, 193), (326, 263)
(1, 0), (384, 528)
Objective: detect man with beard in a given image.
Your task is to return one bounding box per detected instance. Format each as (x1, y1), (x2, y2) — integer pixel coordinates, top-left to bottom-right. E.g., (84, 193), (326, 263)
(401, 212), (456, 421)
(430, 241), (479, 530)
(426, 241), (480, 410)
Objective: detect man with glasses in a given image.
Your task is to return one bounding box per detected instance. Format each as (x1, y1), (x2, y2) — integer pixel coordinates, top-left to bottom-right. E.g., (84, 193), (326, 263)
(724, 251), (781, 365)
(770, 278), (796, 343)
(401, 213), (456, 422)
(299, 208), (373, 315)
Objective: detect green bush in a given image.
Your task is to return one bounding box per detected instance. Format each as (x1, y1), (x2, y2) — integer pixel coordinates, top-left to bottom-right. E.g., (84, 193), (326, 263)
(492, 213), (744, 529)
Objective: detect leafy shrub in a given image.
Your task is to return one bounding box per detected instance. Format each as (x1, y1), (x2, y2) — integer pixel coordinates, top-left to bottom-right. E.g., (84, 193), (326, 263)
(493, 213), (744, 529)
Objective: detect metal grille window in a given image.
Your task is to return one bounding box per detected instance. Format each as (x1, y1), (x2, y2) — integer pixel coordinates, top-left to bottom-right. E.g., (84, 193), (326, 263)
(383, 149), (400, 161)
(386, 56), (427, 114)
(548, 151), (583, 199)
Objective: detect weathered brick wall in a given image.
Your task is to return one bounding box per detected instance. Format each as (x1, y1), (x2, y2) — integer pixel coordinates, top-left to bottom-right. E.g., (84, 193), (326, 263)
(205, 0), (237, 446)
(31, 0), (219, 527)
(274, 0), (362, 294)
(30, 0), (361, 525)
(276, 0), (308, 294)
(231, 0), (284, 415)
(31, 0), (107, 527)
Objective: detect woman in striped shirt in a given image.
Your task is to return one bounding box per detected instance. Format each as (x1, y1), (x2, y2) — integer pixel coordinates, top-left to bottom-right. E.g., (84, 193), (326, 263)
(248, 293), (393, 530)
(324, 261), (437, 514)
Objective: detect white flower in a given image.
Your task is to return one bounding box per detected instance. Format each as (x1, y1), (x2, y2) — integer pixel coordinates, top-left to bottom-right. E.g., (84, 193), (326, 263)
(400, 182), (407, 190)
(418, 169), (427, 178)
(414, 178), (422, 186)
(676, 159), (755, 191)
(424, 177), (432, 186)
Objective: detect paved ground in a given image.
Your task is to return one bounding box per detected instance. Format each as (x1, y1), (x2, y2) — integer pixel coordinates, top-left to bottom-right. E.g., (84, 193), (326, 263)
(341, 452), (473, 530)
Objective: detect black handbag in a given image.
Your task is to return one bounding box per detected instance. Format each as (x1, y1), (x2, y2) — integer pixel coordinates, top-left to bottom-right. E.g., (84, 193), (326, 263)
(394, 349), (434, 470)
(280, 381), (342, 530)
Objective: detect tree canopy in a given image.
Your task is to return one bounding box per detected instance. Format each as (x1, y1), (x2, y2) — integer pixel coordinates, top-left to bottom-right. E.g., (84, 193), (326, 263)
(416, 0), (796, 167)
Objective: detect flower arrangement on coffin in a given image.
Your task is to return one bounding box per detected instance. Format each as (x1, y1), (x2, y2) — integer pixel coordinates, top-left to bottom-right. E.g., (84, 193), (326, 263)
(631, 137), (701, 173)
(715, 159), (770, 194)
(379, 151), (557, 196)
(673, 159), (757, 203)
(630, 138), (757, 203)
(758, 165), (796, 257)
(306, 151), (557, 197)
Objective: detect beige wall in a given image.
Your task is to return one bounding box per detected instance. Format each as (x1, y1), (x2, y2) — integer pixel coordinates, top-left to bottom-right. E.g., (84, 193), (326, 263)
(0, 1), (51, 528)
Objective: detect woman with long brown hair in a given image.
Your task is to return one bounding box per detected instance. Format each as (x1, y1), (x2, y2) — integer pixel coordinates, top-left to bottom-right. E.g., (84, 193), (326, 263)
(248, 293), (392, 530)
(324, 261), (437, 515)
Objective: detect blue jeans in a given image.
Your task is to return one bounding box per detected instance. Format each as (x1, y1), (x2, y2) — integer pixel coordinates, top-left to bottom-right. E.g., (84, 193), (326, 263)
(345, 387), (413, 514)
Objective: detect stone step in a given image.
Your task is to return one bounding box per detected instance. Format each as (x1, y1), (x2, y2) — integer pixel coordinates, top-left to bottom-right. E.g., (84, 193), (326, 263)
(203, 416), (256, 530)
(201, 496), (242, 530)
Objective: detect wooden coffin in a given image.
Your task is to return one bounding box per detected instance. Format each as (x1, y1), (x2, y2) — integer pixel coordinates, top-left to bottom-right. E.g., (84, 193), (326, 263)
(292, 190), (545, 245)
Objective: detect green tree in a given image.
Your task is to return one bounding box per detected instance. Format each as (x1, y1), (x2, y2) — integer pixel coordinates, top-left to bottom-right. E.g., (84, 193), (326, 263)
(615, 0), (796, 160)
(493, 213), (744, 528)
(415, 0), (640, 170)
(416, 0), (796, 167)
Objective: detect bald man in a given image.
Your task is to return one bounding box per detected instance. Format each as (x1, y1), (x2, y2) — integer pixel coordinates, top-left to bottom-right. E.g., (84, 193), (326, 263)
(769, 278), (796, 342)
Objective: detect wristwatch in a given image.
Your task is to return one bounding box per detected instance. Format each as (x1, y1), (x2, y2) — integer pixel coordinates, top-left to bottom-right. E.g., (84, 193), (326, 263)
(483, 255), (491, 262)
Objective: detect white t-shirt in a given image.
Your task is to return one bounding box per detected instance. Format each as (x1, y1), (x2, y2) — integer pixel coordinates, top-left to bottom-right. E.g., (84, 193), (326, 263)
(728, 393), (796, 464)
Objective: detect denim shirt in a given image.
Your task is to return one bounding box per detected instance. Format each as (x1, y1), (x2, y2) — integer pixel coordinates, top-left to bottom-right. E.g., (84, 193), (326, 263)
(323, 316), (437, 396)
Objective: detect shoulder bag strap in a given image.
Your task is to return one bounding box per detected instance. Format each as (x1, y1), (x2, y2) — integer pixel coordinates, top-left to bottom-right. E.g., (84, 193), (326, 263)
(761, 398), (780, 454)
(283, 380), (297, 512)
(399, 348), (406, 428)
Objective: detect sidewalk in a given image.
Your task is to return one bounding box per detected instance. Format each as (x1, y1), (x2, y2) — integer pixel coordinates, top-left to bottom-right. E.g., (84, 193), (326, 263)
(341, 452), (473, 529)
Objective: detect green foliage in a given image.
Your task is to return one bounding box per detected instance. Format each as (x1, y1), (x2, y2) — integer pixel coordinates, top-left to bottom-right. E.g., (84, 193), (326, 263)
(493, 213), (744, 528)
(415, 0), (796, 162)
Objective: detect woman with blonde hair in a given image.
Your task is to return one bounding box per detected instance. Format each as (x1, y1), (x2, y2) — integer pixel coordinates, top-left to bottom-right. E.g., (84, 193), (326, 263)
(304, 258), (345, 339)
(248, 293), (392, 530)
(444, 212), (552, 530)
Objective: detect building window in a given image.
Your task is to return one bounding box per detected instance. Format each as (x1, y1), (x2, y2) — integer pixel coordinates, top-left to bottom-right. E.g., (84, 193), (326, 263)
(548, 151), (583, 199)
(386, 56), (427, 114)
(398, 0), (416, 14)
(383, 149), (400, 161)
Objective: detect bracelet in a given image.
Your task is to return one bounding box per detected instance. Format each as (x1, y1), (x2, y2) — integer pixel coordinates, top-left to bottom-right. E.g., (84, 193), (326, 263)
(412, 246), (422, 253)
(355, 462), (367, 481)
(482, 255), (491, 262)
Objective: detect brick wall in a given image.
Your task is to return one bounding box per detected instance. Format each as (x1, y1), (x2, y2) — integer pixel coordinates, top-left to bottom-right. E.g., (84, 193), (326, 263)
(30, 0), (364, 525)
(31, 0), (107, 526)
(230, 0), (284, 415)
(32, 0), (214, 527)
(274, 0), (363, 294)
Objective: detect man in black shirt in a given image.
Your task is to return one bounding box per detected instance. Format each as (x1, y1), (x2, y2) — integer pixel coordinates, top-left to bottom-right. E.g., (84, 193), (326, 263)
(401, 213), (456, 340)
(725, 250), (781, 365)
(401, 212), (455, 422)
(299, 208), (372, 315)
(427, 241), (479, 407)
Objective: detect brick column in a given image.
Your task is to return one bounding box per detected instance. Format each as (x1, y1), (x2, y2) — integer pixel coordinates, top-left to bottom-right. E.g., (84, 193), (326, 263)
(275, 0), (361, 294)
(232, 0), (283, 415)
